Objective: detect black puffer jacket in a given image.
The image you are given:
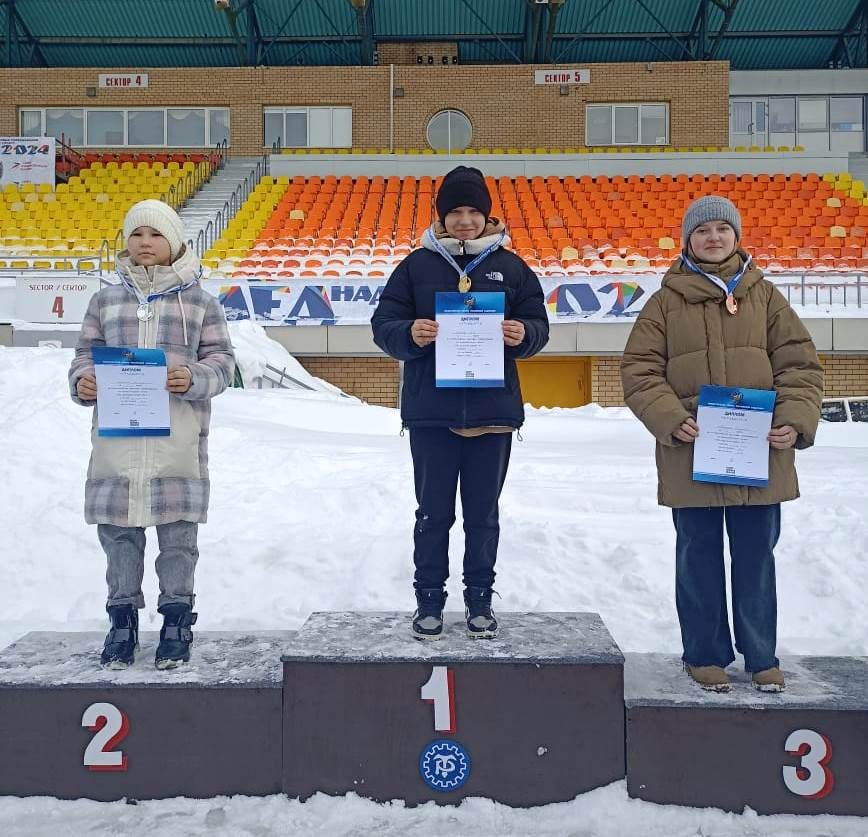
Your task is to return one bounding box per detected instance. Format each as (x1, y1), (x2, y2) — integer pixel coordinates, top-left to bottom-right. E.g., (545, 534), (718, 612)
(371, 222), (549, 429)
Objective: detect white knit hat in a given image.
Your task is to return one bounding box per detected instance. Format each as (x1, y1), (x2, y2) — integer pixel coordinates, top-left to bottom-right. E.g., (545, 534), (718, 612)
(123, 199), (186, 260)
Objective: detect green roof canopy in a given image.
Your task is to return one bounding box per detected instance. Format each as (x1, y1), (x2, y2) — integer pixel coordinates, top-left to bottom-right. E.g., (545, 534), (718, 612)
(1, 0), (866, 70)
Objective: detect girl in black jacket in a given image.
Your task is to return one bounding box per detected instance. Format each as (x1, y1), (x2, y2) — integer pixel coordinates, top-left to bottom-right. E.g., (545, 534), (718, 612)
(371, 166), (549, 640)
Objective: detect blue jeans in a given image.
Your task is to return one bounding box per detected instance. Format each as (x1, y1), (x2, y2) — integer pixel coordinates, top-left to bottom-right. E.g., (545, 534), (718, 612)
(409, 428), (512, 591)
(672, 504), (780, 672)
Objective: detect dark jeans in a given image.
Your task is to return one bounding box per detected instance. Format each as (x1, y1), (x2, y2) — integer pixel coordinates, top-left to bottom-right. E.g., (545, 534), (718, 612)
(409, 428), (512, 591)
(672, 504), (781, 673)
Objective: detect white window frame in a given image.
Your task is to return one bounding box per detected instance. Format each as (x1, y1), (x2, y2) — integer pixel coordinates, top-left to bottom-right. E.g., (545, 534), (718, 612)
(18, 107), (230, 148)
(263, 106), (352, 149)
(584, 102), (669, 146)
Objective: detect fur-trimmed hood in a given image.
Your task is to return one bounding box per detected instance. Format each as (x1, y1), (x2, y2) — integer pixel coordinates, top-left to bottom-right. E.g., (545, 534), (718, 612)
(422, 218), (511, 256)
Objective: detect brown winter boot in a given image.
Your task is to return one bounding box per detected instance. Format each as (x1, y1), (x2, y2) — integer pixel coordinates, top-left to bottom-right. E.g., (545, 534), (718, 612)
(685, 664), (731, 692)
(752, 667), (786, 692)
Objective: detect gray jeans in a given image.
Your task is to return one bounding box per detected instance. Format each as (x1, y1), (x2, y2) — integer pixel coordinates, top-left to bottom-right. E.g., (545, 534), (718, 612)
(98, 521), (199, 610)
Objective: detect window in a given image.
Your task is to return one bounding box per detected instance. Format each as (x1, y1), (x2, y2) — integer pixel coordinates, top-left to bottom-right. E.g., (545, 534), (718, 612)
(263, 107), (352, 148)
(45, 108), (84, 146)
(585, 103), (668, 146)
(831, 97), (863, 132)
(799, 98), (828, 132)
(20, 110), (42, 135)
(167, 109), (206, 147)
(586, 106), (611, 145)
(209, 109), (230, 146)
(86, 110), (124, 146)
(426, 109), (472, 152)
(128, 110), (165, 146)
(19, 107), (229, 148)
(769, 98), (796, 133)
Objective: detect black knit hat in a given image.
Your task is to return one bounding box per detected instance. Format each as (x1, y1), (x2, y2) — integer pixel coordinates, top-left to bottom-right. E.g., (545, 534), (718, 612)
(435, 166), (492, 221)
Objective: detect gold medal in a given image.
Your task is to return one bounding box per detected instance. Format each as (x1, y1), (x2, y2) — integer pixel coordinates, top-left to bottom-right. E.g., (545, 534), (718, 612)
(725, 294), (738, 315)
(458, 273), (471, 293)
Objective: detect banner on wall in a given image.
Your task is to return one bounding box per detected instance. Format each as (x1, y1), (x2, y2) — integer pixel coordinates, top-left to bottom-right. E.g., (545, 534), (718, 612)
(201, 275), (661, 326)
(0, 137), (56, 188)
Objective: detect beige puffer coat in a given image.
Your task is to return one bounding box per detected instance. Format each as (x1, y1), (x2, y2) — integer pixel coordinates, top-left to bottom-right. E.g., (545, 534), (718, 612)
(621, 250), (823, 507)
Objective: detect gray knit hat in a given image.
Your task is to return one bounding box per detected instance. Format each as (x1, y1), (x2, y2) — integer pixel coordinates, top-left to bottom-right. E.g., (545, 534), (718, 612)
(681, 195), (742, 245)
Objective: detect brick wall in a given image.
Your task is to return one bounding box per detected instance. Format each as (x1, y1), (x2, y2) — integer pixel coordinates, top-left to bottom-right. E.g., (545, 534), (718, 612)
(297, 356), (399, 406)
(591, 355), (625, 407)
(0, 61), (729, 154)
(819, 354), (868, 397)
(592, 352), (868, 408)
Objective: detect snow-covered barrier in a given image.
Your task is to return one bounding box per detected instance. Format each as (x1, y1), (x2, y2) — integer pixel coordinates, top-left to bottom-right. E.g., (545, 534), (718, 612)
(625, 654), (868, 815)
(282, 611), (626, 806)
(0, 631), (289, 800)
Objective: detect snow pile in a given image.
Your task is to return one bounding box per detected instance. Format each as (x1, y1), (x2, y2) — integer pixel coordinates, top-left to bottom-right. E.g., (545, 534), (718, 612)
(1, 345), (867, 834)
(228, 320), (350, 397)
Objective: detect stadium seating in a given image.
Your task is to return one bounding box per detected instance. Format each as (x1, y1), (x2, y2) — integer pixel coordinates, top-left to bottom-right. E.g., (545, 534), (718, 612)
(0, 155), (214, 270)
(202, 171), (868, 277)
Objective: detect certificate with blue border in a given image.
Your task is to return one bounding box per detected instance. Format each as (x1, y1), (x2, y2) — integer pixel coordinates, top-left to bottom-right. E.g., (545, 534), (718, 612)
(435, 292), (505, 388)
(92, 347), (170, 437)
(692, 385), (776, 487)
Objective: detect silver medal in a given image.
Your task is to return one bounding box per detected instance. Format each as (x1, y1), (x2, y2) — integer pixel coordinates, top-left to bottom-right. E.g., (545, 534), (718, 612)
(136, 302), (154, 322)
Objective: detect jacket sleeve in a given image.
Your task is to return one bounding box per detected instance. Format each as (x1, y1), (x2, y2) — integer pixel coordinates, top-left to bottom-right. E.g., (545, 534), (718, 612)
(766, 286), (824, 449)
(68, 292), (103, 406)
(371, 260), (430, 362)
(180, 295), (236, 401)
(620, 293), (691, 446)
(505, 263), (550, 359)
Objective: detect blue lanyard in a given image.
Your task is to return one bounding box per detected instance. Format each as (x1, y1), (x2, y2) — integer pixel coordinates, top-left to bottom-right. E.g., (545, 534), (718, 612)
(423, 225), (506, 288)
(680, 253), (750, 297)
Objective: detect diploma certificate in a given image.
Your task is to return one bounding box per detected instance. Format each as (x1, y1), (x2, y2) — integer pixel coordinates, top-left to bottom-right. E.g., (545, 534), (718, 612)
(435, 292), (505, 388)
(92, 347), (170, 437)
(692, 385), (776, 487)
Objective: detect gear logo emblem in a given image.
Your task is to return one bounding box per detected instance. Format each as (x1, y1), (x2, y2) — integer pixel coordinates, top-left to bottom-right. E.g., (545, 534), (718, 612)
(419, 739), (471, 792)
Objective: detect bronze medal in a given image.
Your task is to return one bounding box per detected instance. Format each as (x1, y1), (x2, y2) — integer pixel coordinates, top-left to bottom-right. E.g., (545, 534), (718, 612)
(458, 273), (471, 293)
(725, 294), (738, 315)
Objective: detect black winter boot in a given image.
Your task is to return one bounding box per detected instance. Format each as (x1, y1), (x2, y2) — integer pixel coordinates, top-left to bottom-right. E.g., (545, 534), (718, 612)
(412, 588), (447, 641)
(100, 604), (139, 669)
(464, 586), (498, 638)
(154, 603), (197, 670)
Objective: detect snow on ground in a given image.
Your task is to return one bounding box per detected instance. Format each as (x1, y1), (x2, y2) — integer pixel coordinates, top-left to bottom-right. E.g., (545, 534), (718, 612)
(1, 344), (867, 835)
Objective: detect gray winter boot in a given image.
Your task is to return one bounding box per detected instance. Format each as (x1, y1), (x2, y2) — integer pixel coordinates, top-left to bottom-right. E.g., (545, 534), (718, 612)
(412, 588), (447, 641)
(464, 586), (498, 639)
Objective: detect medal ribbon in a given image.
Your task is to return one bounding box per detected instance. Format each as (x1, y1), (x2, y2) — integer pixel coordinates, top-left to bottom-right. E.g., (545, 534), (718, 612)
(117, 268), (201, 309)
(680, 253), (750, 301)
(423, 226), (506, 290)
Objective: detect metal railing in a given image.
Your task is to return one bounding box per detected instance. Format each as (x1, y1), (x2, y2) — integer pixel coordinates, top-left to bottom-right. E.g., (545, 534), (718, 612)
(769, 274), (865, 308)
(193, 153), (269, 258)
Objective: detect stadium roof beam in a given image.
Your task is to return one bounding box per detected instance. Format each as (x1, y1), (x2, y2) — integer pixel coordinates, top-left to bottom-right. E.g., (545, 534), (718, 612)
(457, 0), (522, 63)
(523, 0), (544, 64)
(542, 0), (567, 64)
(689, 0), (740, 60)
(828, 0), (868, 67)
(2, 0), (48, 68)
(632, 0), (695, 60)
(348, 0), (375, 66)
(258, 0), (306, 66)
(551, 0), (617, 63)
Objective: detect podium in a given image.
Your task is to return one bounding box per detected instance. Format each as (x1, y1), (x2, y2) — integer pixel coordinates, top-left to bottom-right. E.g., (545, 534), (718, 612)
(281, 611), (625, 806)
(625, 653), (868, 815)
(0, 631), (292, 800)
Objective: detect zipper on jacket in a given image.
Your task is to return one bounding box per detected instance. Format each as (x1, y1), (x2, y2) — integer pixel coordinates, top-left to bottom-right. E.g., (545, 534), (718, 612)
(136, 281), (157, 526)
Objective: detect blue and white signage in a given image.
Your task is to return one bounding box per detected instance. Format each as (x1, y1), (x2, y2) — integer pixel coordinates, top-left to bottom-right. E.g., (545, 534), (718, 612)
(693, 385), (777, 487)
